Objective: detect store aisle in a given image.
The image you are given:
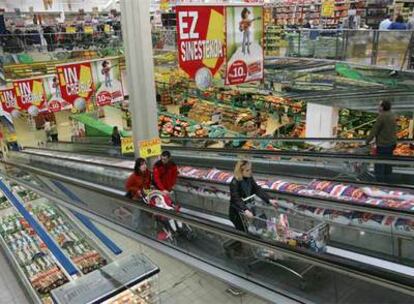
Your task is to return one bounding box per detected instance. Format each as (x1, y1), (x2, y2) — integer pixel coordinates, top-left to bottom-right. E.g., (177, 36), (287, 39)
(0, 250), (29, 304)
(95, 223), (269, 304)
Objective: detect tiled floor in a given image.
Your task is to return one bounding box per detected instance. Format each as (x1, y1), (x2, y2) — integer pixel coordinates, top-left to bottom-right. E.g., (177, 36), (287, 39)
(95, 223), (270, 304)
(0, 250), (30, 304)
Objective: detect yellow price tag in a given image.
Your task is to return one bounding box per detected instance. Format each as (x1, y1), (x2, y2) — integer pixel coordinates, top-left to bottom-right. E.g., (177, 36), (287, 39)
(84, 26), (94, 34)
(104, 24), (111, 33)
(7, 134), (17, 142)
(321, 0), (335, 18)
(139, 138), (161, 159)
(160, 0), (169, 11)
(66, 26), (76, 33)
(121, 137), (135, 154)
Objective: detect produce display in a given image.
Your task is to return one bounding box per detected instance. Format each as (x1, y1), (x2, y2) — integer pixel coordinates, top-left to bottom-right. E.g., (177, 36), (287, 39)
(177, 166), (414, 235)
(32, 204), (107, 274)
(0, 213), (69, 304)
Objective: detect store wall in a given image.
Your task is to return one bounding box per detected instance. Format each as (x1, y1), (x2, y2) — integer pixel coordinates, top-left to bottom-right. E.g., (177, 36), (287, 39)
(13, 115), (46, 147)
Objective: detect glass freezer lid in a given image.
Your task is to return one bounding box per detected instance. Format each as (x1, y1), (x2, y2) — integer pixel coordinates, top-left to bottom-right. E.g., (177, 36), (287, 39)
(50, 253), (159, 304)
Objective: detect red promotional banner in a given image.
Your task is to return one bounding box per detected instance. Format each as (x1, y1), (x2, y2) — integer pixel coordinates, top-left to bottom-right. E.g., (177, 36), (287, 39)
(0, 88), (18, 113)
(56, 61), (94, 105)
(176, 6), (225, 80)
(13, 79), (47, 112)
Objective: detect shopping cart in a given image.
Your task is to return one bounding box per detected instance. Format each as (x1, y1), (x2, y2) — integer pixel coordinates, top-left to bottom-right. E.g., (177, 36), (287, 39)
(143, 190), (196, 244)
(224, 196), (329, 289)
(337, 145), (375, 181)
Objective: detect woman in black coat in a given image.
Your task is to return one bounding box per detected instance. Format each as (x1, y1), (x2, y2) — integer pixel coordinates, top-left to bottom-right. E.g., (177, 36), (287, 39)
(229, 160), (277, 231)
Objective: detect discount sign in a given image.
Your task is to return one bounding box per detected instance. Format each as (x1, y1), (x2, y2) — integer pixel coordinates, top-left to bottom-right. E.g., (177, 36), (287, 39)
(225, 5), (264, 85)
(176, 6), (225, 80)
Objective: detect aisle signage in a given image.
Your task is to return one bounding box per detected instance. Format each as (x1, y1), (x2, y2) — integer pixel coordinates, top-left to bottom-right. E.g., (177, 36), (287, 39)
(56, 62), (94, 105)
(0, 88), (18, 113)
(176, 6), (225, 80)
(121, 137), (134, 154)
(13, 78), (47, 112)
(225, 5), (264, 85)
(139, 138), (162, 159)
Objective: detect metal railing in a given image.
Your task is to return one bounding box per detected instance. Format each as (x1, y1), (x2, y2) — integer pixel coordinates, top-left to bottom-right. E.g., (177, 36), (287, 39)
(1, 28), (413, 71)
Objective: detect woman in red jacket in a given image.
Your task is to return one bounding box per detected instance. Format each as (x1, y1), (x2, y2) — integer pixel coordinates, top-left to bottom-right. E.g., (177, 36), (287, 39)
(125, 158), (151, 199)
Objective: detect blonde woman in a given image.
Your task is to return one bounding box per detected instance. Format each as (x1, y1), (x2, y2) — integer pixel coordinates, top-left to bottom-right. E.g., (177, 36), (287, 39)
(229, 160), (277, 231)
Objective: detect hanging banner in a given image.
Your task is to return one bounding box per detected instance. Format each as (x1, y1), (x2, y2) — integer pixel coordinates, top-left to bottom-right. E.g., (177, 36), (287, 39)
(92, 58), (124, 107)
(0, 88), (18, 113)
(13, 78), (47, 114)
(225, 5), (264, 85)
(43, 76), (72, 113)
(176, 6), (225, 83)
(56, 61), (94, 105)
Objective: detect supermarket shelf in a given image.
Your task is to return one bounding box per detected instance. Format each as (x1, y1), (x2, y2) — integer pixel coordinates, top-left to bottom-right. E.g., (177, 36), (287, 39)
(0, 180), (79, 276)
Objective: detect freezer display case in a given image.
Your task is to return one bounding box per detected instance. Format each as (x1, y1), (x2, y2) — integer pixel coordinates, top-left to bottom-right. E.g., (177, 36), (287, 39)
(0, 179), (160, 304)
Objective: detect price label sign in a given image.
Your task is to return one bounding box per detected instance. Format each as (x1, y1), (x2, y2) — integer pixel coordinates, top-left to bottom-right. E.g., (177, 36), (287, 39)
(121, 137), (135, 154)
(66, 26), (76, 33)
(84, 26), (94, 34)
(139, 138), (161, 159)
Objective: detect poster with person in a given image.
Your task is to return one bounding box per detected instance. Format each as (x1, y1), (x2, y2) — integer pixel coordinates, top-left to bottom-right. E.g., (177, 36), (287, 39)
(225, 5), (264, 85)
(42, 75), (72, 113)
(92, 57), (124, 107)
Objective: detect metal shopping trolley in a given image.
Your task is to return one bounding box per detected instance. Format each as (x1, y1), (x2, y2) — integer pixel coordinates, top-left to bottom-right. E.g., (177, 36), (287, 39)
(225, 196), (329, 289)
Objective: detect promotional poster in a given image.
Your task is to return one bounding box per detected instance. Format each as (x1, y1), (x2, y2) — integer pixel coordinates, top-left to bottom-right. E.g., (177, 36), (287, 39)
(92, 58), (124, 107)
(42, 76), (72, 113)
(0, 87), (18, 113)
(56, 61), (94, 105)
(225, 6), (264, 85)
(176, 5), (225, 89)
(13, 78), (47, 115)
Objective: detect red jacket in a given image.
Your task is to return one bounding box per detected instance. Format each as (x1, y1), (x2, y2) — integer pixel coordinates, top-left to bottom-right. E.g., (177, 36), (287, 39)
(125, 170), (151, 198)
(153, 160), (178, 191)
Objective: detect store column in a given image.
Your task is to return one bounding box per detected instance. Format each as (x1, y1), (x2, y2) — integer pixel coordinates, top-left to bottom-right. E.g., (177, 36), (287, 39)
(120, 0), (158, 158)
(305, 103), (339, 148)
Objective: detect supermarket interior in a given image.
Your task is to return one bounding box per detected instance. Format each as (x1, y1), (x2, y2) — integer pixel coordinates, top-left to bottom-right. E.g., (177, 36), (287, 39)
(0, 0), (414, 303)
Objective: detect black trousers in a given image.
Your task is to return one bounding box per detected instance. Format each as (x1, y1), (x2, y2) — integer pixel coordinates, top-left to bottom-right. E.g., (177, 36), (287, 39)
(375, 144), (396, 183)
(229, 206), (246, 232)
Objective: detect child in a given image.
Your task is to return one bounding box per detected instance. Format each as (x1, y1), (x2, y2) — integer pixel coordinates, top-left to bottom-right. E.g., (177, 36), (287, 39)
(101, 60), (112, 88)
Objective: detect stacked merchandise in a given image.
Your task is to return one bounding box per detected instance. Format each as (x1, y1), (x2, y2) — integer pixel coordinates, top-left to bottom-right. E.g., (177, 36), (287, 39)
(104, 279), (156, 304)
(187, 101), (257, 134)
(10, 182), (41, 203)
(177, 166), (414, 235)
(0, 193), (11, 210)
(265, 26), (288, 56)
(0, 213), (69, 304)
(32, 205), (107, 274)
